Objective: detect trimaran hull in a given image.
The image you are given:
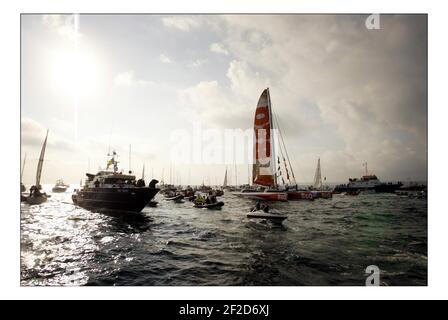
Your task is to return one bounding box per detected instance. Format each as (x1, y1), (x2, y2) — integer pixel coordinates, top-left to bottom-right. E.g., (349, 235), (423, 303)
(233, 191), (288, 202)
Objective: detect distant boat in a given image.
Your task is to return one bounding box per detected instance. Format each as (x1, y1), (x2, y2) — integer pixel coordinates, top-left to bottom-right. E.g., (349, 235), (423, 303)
(52, 179), (69, 193)
(333, 162), (402, 194)
(193, 201), (224, 210)
(21, 152), (27, 193)
(309, 158), (332, 199)
(72, 151), (160, 213)
(247, 211), (287, 223)
(223, 168), (228, 189)
(233, 88), (288, 202)
(26, 130), (49, 205)
(193, 193), (224, 209)
(164, 194), (184, 201)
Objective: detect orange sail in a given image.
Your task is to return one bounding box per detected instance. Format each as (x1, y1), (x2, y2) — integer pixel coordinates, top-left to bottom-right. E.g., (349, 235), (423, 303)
(253, 88), (276, 187)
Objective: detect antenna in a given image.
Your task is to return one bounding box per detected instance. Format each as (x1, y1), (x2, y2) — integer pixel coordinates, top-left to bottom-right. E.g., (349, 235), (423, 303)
(107, 130), (112, 156)
(129, 144), (132, 174)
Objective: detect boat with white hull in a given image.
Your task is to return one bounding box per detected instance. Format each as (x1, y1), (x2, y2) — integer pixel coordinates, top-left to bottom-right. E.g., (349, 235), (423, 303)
(52, 179), (69, 193)
(333, 163), (401, 194)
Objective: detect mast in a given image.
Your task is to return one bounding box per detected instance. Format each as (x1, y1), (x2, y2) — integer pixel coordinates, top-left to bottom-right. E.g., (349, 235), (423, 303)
(35, 130), (49, 188)
(234, 162), (238, 187)
(21, 152), (27, 182)
(142, 163), (145, 180)
(363, 162), (368, 176)
(267, 88), (277, 187)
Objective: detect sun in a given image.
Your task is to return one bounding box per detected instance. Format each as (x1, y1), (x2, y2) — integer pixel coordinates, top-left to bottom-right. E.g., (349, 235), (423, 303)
(51, 48), (99, 97)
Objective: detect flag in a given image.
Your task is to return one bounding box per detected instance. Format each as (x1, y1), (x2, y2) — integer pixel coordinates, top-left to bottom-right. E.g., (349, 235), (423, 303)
(107, 159), (113, 168)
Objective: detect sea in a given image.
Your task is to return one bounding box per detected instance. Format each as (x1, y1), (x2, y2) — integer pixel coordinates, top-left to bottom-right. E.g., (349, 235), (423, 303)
(20, 185), (427, 286)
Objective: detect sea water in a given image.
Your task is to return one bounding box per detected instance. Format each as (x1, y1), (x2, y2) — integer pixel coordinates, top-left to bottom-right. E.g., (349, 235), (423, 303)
(20, 185), (427, 286)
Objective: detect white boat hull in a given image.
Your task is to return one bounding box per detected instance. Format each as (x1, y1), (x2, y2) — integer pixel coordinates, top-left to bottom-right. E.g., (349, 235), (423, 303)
(247, 211), (287, 222)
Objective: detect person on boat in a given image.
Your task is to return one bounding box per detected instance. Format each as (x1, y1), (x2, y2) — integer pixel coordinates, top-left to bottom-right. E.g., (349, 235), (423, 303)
(29, 185), (37, 197)
(251, 201), (262, 212)
(149, 179), (159, 189)
(261, 204), (270, 213)
(136, 179), (145, 187)
(30, 185), (46, 198)
(195, 195), (205, 205)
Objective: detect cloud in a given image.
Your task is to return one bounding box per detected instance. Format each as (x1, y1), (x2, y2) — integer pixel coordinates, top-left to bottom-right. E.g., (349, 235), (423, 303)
(41, 14), (81, 40)
(114, 70), (153, 87)
(21, 117), (76, 152)
(209, 43), (229, 55)
(179, 59), (270, 131)
(159, 54), (172, 64)
(21, 117), (47, 147)
(188, 59), (208, 68)
(161, 16), (202, 31)
(181, 15), (427, 181)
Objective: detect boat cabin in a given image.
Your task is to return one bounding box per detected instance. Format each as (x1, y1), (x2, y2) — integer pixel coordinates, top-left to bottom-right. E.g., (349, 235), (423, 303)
(85, 171), (137, 188)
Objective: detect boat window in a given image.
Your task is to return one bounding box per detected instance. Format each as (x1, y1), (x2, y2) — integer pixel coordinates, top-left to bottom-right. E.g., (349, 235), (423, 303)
(104, 178), (126, 184)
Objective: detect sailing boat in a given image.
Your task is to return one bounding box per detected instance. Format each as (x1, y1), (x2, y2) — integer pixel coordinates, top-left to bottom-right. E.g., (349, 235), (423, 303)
(310, 158), (332, 199)
(314, 158), (322, 189)
(26, 130), (49, 205)
(21, 153), (27, 192)
(222, 167), (228, 189)
(233, 88), (288, 202)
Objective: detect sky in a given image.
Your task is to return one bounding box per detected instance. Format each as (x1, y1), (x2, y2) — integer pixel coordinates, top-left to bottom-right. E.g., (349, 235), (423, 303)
(20, 14), (427, 185)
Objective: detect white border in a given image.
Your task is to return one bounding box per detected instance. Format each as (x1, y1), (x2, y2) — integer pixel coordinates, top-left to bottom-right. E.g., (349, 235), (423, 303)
(1, 0), (445, 300)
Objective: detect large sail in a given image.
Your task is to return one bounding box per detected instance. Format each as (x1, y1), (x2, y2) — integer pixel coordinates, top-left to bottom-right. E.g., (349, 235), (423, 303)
(253, 88), (276, 187)
(35, 130), (49, 187)
(313, 158), (322, 189)
(223, 168), (228, 188)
